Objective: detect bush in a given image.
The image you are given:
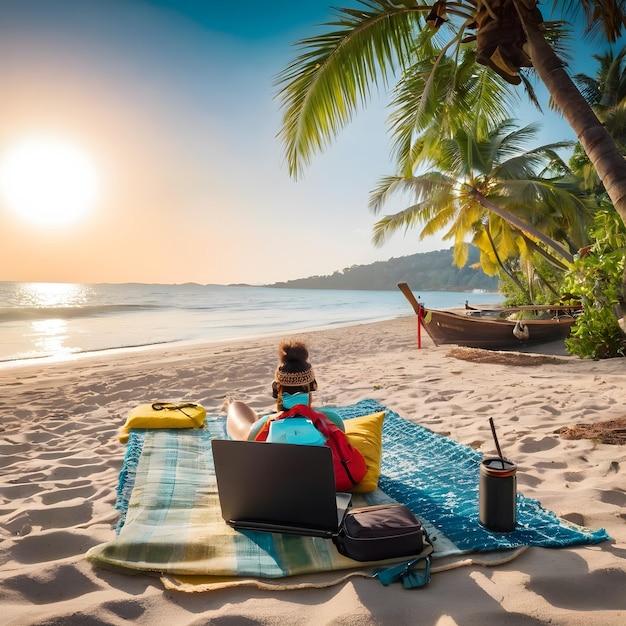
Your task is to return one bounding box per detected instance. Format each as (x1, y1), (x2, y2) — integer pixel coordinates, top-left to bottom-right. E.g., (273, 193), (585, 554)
(562, 210), (626, 359)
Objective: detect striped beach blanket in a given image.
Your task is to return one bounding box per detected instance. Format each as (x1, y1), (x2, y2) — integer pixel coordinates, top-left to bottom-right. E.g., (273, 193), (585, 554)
(87, 400), (608, 580)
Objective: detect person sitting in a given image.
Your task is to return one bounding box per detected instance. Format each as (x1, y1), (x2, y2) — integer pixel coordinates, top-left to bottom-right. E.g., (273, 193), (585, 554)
(223, 338), (343, 440)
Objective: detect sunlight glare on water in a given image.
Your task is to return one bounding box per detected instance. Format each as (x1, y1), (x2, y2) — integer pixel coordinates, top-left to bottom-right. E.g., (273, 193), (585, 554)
(11, 283), (90, 361)
(16, 282), (90, 307)
(29, 318), (76, 358)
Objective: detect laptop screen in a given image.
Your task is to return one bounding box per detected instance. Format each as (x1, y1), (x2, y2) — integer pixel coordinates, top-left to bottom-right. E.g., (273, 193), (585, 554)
(211, 439), (351, 537)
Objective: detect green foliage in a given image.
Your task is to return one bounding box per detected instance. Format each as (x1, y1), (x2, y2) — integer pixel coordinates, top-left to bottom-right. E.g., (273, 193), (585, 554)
(566, 305), (625, 359)
(562, 210), (626, 359)
(497, 274), (530, 306)
(497, 253), (567, 306)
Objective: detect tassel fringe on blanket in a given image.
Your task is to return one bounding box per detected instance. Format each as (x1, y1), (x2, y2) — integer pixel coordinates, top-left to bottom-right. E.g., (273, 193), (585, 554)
(87, 400), (609, 590)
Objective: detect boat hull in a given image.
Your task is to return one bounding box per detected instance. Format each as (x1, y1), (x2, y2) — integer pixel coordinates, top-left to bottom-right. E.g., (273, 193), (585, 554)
(422, 308), (576, 350)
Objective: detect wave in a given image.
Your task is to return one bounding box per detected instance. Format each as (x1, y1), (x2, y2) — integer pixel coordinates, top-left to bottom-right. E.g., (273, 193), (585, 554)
(0, 339), (179, 367)
(0, 303), (162, 322)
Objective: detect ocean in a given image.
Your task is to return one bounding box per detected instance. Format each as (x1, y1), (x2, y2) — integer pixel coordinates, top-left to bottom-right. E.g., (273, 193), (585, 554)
(0, 282), (502, 367)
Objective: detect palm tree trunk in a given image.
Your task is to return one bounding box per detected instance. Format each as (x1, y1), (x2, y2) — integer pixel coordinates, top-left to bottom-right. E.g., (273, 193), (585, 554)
(472, 190), (574, 262)
(533, 268), (561, 298)
(520, 6), (626, 226)
(523, 237), (569, 271)
(516, 2), (626, 319)
(486, 228), (532, 298)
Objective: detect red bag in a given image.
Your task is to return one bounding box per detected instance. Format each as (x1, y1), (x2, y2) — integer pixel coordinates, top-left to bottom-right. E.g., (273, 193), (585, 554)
(254, 404), (367, 491)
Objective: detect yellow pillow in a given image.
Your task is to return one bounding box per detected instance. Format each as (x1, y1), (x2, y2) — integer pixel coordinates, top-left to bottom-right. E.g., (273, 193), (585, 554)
(118, 402), (206, 443)
(344, 411), (385, 493)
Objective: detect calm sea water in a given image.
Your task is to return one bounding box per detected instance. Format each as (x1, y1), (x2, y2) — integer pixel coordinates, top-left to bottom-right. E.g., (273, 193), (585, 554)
(0, 282), (502, 366)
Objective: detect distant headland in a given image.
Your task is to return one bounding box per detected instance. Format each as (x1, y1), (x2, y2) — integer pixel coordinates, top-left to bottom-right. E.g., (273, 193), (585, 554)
(259, 247), (498, 292)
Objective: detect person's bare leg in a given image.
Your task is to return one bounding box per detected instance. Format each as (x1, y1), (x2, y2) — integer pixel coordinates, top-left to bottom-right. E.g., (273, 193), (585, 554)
(223, 397), (259, 440)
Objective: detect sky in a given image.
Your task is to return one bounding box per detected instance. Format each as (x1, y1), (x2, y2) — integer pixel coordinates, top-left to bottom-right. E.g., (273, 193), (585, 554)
(0, 0), (614, 285)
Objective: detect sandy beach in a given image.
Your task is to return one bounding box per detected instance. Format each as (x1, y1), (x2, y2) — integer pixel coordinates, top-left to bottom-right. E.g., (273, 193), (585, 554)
(1, 315), (625, 625)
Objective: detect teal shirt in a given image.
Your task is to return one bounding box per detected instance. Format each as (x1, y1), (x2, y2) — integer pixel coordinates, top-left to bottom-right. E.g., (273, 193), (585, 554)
(247, 405), (345, 440)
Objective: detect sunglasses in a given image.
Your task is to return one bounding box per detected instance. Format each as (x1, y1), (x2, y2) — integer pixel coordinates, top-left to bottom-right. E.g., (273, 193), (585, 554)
(151, 402), (199, 417)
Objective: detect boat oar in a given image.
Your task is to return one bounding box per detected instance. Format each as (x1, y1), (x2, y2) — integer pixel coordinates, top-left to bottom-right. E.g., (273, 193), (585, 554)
(489, 417), (506, 469)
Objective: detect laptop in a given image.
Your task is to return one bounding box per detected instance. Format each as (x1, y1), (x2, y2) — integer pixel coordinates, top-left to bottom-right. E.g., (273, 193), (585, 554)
(211, 439), (352, 538)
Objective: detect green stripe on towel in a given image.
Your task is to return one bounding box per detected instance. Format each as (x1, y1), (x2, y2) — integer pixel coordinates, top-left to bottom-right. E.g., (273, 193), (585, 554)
(87, 400), (608, 578)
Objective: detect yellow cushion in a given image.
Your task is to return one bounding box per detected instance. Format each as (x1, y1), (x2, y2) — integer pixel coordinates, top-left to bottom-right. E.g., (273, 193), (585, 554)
(118, 402), (206, 443)
(344, 411), (385, 493)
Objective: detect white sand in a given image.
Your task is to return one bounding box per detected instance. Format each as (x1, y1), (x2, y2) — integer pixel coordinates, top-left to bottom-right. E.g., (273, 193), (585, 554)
(1, 316), (625, 625)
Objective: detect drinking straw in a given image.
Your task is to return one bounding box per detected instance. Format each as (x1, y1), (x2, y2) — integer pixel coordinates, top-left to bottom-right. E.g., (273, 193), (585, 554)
(489, 417), (506, 469)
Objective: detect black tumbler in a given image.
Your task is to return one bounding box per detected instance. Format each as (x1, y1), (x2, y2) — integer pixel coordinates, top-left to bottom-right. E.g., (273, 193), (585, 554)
(479, 457), (517, 532)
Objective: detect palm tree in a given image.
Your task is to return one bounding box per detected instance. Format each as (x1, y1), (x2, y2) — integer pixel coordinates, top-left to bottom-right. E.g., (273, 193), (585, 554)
(368, 41), (590, 271)
(276, 0), (626, 230)
(565, 46), (626, 190)
(368, 120), (592, 287)
(566, 42), (626, 309)
(386, 35), (525, 175)
(572, 47), (626, 152)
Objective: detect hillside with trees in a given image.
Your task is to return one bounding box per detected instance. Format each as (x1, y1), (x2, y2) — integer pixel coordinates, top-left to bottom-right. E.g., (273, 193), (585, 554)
(265, 247), (498, 291)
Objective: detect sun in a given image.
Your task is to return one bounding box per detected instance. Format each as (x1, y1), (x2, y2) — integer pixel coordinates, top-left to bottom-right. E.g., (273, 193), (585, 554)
(0, 136), (99, 226)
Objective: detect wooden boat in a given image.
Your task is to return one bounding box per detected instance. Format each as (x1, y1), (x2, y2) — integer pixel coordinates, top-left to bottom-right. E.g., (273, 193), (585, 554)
(398, 282), (580, 350)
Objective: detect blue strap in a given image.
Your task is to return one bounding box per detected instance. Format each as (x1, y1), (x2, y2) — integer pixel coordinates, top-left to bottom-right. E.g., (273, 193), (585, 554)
(373, 554), (432, 588)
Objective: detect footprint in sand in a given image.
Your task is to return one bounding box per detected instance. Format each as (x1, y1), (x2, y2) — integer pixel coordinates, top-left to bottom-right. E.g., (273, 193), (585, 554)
(518, 436), (560, 453)
(2, 562), (100, 602)
(19, 500), (94, 531)
(41, 483), (97, 505)
(0, 482), (42, 501)
(517, 474), (542, 488)
(2, 511), (33, 537)
(563, 471), (585, 482)
(9, 530), (103, 564)
(560, 511), (586, 526)
(535, 461), (568, 469)
(101, 599), (147, 621)
(598, 489), (626, 507)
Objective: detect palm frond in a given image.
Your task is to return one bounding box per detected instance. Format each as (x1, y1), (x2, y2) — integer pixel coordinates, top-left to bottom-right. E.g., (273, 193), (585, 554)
(555, 0), (626, 43)
(368, 171), (454, 215)
(571, 73), (601, 105)
(371, 195), (455, 246)
(275, 2), (425, 178)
